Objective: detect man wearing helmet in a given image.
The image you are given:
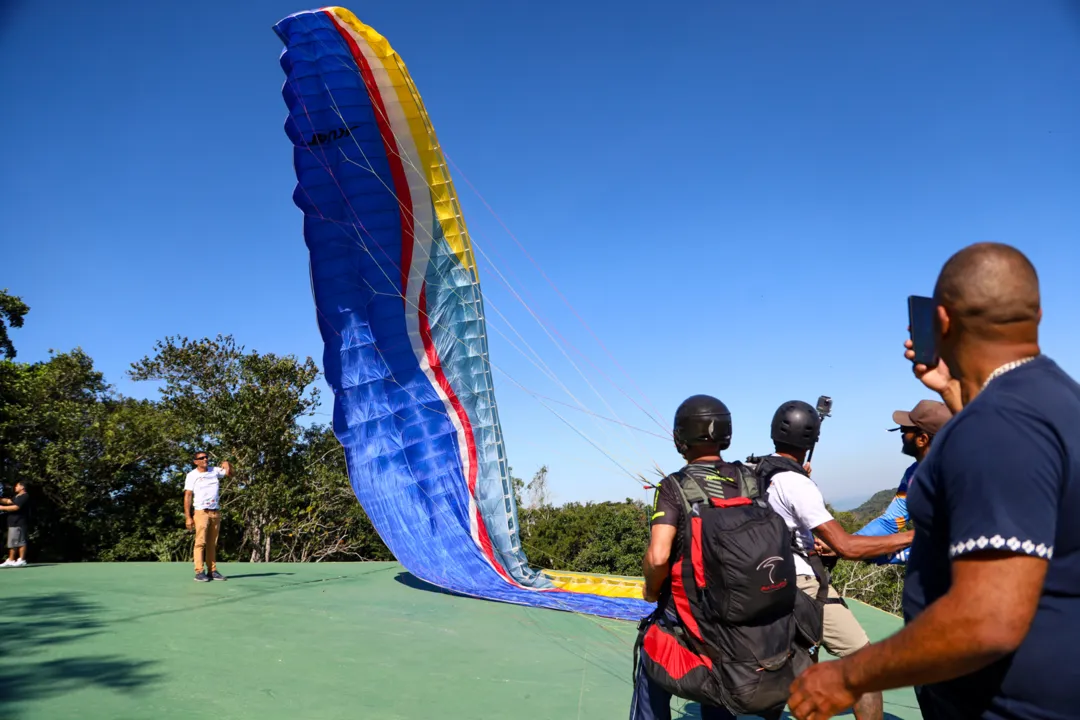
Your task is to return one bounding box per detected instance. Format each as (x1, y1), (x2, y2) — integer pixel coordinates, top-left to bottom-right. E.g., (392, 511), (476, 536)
(634, 394), (740, 720)
(755, 400), (915, 720)
(642, 394), (738, 606)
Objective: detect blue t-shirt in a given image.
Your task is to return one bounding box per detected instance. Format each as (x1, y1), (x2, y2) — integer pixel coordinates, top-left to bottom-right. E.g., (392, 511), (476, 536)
(855, 461), (916, 564)
(904, 355), (1080, 720)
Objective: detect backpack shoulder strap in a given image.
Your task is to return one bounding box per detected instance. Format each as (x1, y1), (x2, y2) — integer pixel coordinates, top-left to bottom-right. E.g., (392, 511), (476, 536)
(753, 455), (809, 495)
(675, 463), (746, 507)
(669, 469), (707, 518)
(732, 462), (760, 499)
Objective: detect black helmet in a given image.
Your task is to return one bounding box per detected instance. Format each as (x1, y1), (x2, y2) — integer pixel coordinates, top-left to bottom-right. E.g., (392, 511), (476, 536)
(771, 400), (820, 450)
(673, 394), (732, 454)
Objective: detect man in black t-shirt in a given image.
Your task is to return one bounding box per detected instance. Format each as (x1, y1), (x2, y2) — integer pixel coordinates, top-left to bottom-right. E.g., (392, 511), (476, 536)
(632, 394), (738, 720)
(0, 481), (30, 568)
(789, 242), (1080, 720)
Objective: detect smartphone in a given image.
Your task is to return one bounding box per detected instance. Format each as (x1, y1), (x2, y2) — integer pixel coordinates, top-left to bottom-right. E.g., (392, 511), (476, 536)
(907, 295), (939, 366)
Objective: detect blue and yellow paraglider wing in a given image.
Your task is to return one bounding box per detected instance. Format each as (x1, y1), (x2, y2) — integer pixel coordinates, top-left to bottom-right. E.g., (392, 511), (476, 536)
(274, 7), (651, 619)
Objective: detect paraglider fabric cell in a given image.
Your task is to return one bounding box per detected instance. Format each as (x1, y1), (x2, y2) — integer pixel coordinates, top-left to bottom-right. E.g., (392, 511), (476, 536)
(274, 6), (653, 620)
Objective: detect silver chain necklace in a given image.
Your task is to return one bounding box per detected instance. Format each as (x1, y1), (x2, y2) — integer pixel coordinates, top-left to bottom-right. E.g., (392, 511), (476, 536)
(981, 355), (1039, 390)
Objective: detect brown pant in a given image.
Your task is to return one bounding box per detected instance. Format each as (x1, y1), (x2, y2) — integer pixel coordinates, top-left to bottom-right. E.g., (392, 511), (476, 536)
(193, 510), (220, 574)
(796, 574), (871, 658)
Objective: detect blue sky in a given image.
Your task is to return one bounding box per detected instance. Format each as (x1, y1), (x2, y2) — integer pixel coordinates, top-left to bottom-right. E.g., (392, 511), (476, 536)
(3, 1), (1078, 508)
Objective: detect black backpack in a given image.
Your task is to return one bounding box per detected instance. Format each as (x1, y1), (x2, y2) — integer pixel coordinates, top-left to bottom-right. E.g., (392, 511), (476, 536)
(747, 454), (837, 599)
(636, 461), (824, 718)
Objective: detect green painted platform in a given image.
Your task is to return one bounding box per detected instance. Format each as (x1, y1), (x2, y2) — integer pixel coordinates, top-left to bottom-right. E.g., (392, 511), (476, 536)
(0, 563), (920, 719)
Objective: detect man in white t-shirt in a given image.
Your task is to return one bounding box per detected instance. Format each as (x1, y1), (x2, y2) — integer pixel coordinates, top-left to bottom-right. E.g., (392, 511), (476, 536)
(754, 401), (914, 720)
(184, 451), (232, 582)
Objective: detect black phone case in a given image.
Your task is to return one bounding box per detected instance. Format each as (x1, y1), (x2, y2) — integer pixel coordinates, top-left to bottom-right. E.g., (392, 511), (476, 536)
(908, 296), (938, 366)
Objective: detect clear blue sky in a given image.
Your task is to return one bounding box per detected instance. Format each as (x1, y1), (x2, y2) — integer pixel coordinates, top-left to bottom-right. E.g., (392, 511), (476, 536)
(3, 1), (1078, 508)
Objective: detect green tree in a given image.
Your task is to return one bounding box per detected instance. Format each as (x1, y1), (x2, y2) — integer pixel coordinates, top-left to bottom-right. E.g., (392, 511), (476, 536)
(0, 332), (392, 565)
(0, 349), (180, 561)
(0, 289), (29, 359)
(829, 560), (906, 615)
(270, 425), (393, 562)
(0, 349), (114, 561)
(97, 398), (190, 561)
(824, 503), (906, 615)
(129, 334), (322, 562)
(520, 498), (650, 576)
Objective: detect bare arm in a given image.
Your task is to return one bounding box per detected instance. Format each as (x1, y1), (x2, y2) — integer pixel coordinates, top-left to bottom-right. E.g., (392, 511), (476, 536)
(0, 504), (18, 512)
(844, 552), (1046, 692)
(643, 524), (676, 602)
(813, 520), (913, 561)
(184, 490), (194, 529)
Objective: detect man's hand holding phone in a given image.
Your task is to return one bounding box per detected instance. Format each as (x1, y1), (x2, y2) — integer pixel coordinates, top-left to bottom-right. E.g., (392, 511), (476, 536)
(904, 338), (954, 394)
(905, 340), (962, 413)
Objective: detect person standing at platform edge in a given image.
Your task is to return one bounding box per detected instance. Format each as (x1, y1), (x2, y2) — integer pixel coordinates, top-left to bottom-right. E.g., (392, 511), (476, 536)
(0, 481), (31, 567)
(788, 242), (1080, 720)
(184, 452), (232, 582)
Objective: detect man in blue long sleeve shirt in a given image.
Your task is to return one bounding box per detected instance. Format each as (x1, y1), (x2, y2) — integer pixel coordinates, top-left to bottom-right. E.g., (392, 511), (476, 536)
(854, 400), (952, 564)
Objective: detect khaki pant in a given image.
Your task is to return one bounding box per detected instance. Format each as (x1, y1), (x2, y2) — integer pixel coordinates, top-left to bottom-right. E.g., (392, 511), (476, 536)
(193, 510), (220, 574)
(797, 574), (870, 658)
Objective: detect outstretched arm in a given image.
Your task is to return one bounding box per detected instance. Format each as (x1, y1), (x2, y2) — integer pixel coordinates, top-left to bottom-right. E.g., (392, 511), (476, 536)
(783, 473), (913, 561)
(850, 499), (913, 564)
(813, 520), (913, 561)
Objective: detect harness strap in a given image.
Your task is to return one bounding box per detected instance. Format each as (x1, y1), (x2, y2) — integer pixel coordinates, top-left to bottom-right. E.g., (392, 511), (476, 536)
(734, 463), (760, 499)
(632, 610), (656, 685)
(677, 474), (708, 510)
(804, 552), (833, 604)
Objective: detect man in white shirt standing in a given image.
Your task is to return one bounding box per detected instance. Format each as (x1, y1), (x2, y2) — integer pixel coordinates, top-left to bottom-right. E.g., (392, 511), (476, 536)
(753, 401), (914, 720)
(184, 451), (232, 582)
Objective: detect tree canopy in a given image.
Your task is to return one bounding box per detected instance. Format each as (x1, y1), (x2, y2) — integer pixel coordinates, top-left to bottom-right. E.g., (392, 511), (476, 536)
(0, 289), (29, 359)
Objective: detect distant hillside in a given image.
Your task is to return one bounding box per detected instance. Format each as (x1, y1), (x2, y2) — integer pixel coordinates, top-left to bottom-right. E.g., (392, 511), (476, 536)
(850, 488), (898, 523)
(826, 487), (899, 534)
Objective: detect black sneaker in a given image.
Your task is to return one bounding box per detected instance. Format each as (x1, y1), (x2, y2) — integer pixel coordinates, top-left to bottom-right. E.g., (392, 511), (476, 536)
(194, 571), (210, 582)
(211, 571), (227, 581)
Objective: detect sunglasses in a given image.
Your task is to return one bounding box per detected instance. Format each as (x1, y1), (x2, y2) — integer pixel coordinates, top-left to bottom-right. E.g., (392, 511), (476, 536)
(194, 456), (208, 461)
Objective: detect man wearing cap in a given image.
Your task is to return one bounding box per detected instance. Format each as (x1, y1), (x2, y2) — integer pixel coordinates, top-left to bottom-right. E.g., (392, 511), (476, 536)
(852, 400), (953, 564)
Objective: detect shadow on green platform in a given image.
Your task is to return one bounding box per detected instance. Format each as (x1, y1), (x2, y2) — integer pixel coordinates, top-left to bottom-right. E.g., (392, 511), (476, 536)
(0, 592), (163, 712)
(0, 562), (921, 720)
